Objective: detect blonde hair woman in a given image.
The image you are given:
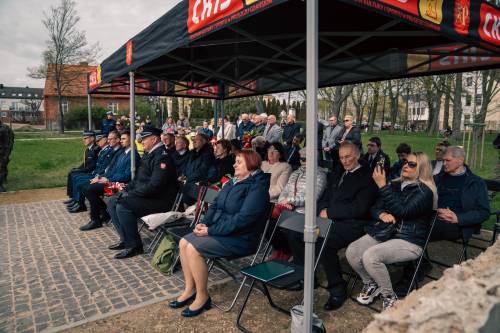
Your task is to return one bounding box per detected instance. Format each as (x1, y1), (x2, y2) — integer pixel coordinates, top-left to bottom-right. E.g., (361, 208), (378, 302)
(345, 152), (437, 310)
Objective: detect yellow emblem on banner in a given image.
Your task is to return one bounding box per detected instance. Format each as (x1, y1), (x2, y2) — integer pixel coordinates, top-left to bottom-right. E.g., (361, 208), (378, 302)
(420, 0), (444, 24)
(246, 0), (258, 5)
(97, 65), (102, 85)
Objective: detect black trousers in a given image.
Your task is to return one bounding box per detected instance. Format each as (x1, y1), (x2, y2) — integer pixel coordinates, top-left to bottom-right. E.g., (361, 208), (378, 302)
(107, 195), (142, 248)
(288, 220), (365, 294)
(84, 183), (107, 222)
(430, 220), (462, 241)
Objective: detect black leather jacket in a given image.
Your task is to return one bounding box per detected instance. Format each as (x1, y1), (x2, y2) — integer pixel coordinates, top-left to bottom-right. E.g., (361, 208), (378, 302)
(370, 181), (434, 247)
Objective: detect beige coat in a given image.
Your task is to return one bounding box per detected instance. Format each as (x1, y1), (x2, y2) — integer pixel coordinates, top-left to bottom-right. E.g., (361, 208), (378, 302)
(261, 161), (292, 201)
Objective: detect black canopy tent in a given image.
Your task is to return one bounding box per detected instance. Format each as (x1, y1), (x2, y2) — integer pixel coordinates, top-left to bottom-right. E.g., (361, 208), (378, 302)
(88, 1), (500, 331)
(89, 0), (500, 98)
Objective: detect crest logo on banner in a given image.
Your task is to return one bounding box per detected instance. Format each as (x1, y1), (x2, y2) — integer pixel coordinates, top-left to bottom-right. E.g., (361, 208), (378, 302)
(89, 66), (101, 90)
(479, 3), (500, 47)
(454, 0), (470, 36)
(188, 0), (244, 34)
(379, 0), (419, 16)
(420, 0), (444, 24)
(126, 40), (133, 66)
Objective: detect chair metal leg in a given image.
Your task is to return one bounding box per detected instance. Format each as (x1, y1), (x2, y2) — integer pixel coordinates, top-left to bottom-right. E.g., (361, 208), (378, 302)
(261, 284), (289, 316)
(213, 276), (249, 312)
(236, 279), (256, 333)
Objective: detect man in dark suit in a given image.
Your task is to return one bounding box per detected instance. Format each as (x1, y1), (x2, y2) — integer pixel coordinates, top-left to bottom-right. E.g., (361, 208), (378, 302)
(63, 131), (100, 207)
(288, 141), (378, 311)
(282, 114), (301, 147)
(360, 137), (390, 175)
(106, 125), (179, 259)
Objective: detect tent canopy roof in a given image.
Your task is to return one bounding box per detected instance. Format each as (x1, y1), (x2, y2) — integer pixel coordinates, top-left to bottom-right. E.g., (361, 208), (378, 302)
(90, 0), (500, 99)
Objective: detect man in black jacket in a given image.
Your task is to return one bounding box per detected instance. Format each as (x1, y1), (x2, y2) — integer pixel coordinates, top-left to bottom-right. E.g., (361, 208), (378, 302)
(289, 141), (378, 311)
(432, 146), (490, 242)
(360, 137), (390, 175)
(282, 114), (301, 147)
(63, 131), (100, 206)
(106, 125), (178, 259)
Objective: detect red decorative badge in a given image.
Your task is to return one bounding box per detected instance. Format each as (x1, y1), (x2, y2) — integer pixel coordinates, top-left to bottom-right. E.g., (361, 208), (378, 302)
(160, 163), (167, 169)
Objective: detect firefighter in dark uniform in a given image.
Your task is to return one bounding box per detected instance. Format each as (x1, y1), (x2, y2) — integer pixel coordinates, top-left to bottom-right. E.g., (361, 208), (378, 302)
(68, 131), (121, 213)
(106, 125), (179, 259)
(63, 131), (100, 207)
(0, 120), (14, 192)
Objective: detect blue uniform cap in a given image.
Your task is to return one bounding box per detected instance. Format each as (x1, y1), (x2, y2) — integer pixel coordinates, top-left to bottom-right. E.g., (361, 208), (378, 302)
(140, 125), (162, 139)
(95, 132), (107, 141)
(106, 111), (113, 116)
(82, 130), (96, 138)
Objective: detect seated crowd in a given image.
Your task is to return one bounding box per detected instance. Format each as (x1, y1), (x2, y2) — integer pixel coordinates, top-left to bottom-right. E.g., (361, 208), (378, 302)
(63, 113), (490, 317)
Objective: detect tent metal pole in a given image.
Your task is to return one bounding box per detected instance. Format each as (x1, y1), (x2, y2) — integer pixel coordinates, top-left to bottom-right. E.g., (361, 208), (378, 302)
(129, 71), (136, 180)
(304, 0), (318, 332)
(87, 93), (92, 131)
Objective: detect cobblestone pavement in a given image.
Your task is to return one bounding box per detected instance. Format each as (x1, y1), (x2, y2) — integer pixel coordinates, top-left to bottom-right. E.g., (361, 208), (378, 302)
(0, 200), (229, 333)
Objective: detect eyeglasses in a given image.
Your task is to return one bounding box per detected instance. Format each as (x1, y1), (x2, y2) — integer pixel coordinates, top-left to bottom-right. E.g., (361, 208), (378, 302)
(300, 157), (306, 161)
(343, 119), (351, 122)
(402, 160), (418, 168)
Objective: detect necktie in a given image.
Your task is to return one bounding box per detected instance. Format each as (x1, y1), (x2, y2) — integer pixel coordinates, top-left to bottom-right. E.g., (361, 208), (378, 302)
(338, 171), (348, 187)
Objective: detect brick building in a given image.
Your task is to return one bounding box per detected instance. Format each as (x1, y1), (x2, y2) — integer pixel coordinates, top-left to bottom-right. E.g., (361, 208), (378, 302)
(0, 86), (44, 124)
(44, 63), (129, 130)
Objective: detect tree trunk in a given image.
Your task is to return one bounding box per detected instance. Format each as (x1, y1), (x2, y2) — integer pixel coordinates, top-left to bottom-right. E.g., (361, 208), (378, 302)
(451, 73), (463, 140)
(58, 94), (64, 134)
(442, 75), (452, 131)
(332, 86), (344, 118)
(368, 85), (379, 133)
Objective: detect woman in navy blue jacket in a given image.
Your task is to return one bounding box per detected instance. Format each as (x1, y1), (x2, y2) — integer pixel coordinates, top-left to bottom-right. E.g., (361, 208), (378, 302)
(170, 150), (270, 317)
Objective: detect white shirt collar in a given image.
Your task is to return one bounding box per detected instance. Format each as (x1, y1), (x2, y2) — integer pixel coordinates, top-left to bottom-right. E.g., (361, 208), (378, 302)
(346, 164), (362, 174)
(148, 142), (164, 153)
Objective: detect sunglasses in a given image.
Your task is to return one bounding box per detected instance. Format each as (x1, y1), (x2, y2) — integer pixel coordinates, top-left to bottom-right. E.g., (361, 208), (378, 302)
(343, 119), (351, 122)
(300, 157), (306, 161)
(402, 160), (417, 168)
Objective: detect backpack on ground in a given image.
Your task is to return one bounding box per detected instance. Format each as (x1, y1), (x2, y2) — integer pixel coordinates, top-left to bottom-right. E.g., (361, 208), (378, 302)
(150, 235), (177, 275)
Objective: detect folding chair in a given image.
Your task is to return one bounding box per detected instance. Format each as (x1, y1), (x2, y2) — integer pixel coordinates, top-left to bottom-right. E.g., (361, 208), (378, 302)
(166, 186), (220, 269)
(236, 211), (333, 333)
(144, 184), (207, 255)
(467, 179), (500, 247)
(348, 211), (438, 312)
(211, 202), (275, 312)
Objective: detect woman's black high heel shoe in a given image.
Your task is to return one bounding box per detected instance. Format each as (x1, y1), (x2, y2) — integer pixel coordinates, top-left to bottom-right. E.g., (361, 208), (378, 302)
(168, 293), (196, 309)
(181, 297), (212, 317)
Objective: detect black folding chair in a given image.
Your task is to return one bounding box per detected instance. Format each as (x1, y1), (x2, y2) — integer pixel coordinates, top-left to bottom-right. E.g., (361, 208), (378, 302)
(468, 179), (500, 247)
(166, 187), (220, 269)
(211, 203), (275, 312)
(236, 211), (333, 333)
(144, 184), (207, 255)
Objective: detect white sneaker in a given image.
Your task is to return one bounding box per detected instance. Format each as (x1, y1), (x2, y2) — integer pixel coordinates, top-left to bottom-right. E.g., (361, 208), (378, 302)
(356, 282), (381, 305)
(382, 292), (398, 310)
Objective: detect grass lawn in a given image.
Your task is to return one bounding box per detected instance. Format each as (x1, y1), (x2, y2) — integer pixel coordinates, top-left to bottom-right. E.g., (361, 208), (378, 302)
(6, 138), (82, 191)
(5, 132), (499, 229)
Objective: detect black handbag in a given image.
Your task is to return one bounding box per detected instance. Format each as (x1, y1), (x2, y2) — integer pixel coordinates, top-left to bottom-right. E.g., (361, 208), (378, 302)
(365, 220), (397, 242)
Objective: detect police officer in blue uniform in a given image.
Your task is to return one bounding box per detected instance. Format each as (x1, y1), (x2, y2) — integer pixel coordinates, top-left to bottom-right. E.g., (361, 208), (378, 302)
(63, 131), (100, 207)
(80, 131), (139, 231)
(106, 125), (178, 259)
(101, 111), (116, 135)
(68, 131), (121, 213)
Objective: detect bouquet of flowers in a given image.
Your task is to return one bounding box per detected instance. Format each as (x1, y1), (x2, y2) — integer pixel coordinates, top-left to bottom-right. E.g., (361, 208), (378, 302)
(242, 130), (258, 149)
(103, 182), (127, 197)
(209, 174), (233, 191)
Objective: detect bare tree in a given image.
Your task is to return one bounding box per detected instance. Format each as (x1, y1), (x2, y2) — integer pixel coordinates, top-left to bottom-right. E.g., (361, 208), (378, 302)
(20, 98), (43, 123)
(28, 0), (100, 133)
(420, 76), (445, 135)
(350, 83), (369, 126)
(318, 85), (353, 118)
(366, 82), (381, 132)
(387, 79), (402, 134)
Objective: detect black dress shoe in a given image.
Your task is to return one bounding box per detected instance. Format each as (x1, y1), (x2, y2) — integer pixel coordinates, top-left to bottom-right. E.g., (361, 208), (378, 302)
(114, 247), (144, 259)
(67, 201), (79, 209)
(79, 220), (102, 231)
(63, 198), (75, 205)
(181, 297), (212, 317)
(169, 293), (196, 309)
(108, 242), (126, 250)
(68, 204), (87, 213)
(323, 292), (347, 311)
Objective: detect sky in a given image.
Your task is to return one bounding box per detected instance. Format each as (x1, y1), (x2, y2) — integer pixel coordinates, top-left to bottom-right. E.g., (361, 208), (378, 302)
(0, 0), (182, 88)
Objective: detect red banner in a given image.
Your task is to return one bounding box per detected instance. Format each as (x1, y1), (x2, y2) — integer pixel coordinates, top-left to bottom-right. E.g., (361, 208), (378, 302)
(88, 66), (101, 90)
(454, 0), (470, 36)
(175, 82), (219, 97)
(379, 0), (418, 16)
(126, 40), (133, 66)
(187, 0), (244, 34)
(478, 3), (500, 47)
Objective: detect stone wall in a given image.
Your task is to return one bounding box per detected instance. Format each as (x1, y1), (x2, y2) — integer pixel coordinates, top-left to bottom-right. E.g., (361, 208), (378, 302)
(363, 239), (500, 333)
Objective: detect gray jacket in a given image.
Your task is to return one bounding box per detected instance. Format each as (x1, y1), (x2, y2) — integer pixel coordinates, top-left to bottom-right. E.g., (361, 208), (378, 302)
(263, 124), (283, 143)
(322, 124), (342, 149)
(277, 166), (327, 214)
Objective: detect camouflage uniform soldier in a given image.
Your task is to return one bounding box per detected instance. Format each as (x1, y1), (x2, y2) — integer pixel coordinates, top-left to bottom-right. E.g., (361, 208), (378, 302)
(0, 120), (14, 192)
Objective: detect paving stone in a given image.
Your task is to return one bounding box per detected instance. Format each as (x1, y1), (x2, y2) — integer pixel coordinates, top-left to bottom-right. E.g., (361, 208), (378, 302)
(0, 200), (229, 333)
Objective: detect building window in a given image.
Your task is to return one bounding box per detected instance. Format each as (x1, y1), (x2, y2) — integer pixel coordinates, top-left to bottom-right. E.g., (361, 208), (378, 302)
(466, 76), (473, 86)
(18, 93), (22, 97)
(475, 94), (482, 106)
(464, 114), (471, 124)
(465, 94), (471, 106)
(1, 112), (6, 117)
(61, 100), (69, 114)
(27, 94), (32, 97)
(107, 102), (119, 113)
(34, 94), (38, 97)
